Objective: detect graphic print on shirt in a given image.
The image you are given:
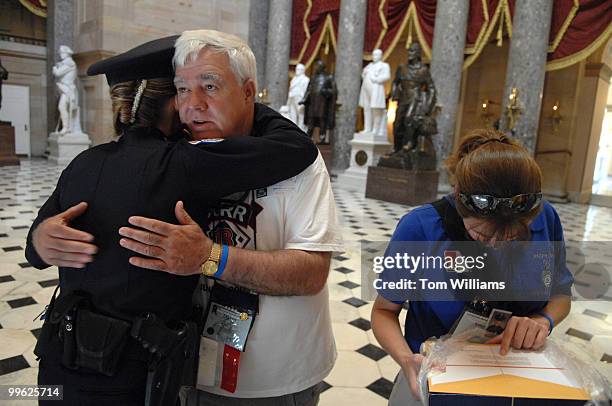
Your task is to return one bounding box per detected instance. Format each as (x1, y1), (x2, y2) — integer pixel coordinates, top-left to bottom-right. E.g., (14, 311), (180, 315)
(205, 190), (264, 249)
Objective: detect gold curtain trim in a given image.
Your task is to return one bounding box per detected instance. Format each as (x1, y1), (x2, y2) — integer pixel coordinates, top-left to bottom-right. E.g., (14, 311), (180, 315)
(381, 2), (432, 61)
(364, 0), (389, 61)
(381, 3), (412, 61)
(503, 0), (513, 38)
(411, 3), (432, 59)
(546, 23), (612, 72)
(290, 0), (314, 65)
(18, 0), (46, 17)
(465, 0), (490, 55)
(548, 0), (579, 53)
(463, 0), (506, 70)
(303, 14), (338, 70)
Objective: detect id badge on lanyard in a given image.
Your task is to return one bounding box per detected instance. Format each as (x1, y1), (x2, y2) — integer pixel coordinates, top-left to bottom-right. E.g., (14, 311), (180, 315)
(197, 282), (258, 393)
(450, 298), (512, 343)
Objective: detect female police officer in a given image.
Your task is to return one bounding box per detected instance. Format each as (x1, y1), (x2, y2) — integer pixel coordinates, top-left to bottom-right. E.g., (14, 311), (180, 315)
(371, 129), (573, 405)
(26, 36), (317, 405)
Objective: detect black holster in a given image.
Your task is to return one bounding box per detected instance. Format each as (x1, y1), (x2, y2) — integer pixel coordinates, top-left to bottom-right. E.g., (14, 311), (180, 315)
(138, 315), (198, 406)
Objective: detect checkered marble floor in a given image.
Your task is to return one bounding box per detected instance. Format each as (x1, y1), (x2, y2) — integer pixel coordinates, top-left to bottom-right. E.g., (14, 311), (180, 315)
(0, 159), (610, 406)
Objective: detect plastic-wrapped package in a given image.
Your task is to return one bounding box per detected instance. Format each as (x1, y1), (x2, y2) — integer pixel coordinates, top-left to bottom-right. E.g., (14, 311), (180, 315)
(416, 328), (612, 406)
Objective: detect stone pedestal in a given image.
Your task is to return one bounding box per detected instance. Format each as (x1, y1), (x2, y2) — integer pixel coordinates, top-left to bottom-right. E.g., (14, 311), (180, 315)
(47, 131), (91, 165)
(0, 122), (20, 166)
(365, 166), (438, 206)
(336, 131), (392, 191)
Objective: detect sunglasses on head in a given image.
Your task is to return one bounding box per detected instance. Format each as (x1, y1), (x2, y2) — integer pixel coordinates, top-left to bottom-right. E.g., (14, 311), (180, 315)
(459, 192), (542, 215)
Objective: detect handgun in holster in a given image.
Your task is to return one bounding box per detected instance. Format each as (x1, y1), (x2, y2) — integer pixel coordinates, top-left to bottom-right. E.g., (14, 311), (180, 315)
(133, 313), (198, 406)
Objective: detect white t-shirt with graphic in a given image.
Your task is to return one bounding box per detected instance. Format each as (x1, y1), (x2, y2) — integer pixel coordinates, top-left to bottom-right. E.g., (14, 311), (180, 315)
(198, 152), (344, 398)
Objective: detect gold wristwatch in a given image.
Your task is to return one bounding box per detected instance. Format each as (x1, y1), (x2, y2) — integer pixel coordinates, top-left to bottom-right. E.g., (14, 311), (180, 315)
(201, 242), (222, 277)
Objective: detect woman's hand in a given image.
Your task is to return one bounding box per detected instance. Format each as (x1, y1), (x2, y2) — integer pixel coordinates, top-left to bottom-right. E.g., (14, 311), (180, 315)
(401, 353), (425, 400)
(486, 315), (550, 355)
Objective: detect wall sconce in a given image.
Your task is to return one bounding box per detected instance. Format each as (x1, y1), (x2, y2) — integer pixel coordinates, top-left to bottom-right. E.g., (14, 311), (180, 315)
(504, 87), (523, 132)
(550, 100), (563, 136)
(480, 98), (496, 128)
(257, 88), (269, 105)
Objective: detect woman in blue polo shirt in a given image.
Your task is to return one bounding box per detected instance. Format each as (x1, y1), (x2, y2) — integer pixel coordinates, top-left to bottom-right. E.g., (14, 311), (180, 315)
(371, 129), (573, 405)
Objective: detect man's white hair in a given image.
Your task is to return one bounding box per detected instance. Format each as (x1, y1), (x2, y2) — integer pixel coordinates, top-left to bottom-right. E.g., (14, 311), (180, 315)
(173, 29), (257, 91)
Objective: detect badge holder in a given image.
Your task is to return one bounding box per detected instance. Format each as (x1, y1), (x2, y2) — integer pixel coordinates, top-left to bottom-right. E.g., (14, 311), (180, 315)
(450, 299), (512, 343)
(197, 282), (258, 393)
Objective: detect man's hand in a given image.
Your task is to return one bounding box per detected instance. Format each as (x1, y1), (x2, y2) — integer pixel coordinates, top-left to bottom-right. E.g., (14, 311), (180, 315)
(118, 201), (211, 275)
(32, 202), (97, 268)
(401, 353), (424, 400)
(486, 315), (550, 355)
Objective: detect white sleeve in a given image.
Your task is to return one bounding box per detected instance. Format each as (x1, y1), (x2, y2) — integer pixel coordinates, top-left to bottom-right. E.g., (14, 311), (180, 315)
(283, 153), (344, 252)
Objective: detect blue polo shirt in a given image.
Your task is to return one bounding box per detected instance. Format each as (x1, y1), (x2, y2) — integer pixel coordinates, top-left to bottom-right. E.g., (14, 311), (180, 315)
(384, 196), (574, 353)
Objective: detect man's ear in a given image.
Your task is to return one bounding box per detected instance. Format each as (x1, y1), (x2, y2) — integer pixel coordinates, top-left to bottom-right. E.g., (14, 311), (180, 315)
(174, 95), (179, 110)
(243, 79), (256, 102)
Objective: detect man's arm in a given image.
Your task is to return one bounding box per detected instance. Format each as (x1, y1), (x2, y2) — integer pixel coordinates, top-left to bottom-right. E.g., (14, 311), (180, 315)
(226, 247), (331, 296)
(118, 201), (331, 296)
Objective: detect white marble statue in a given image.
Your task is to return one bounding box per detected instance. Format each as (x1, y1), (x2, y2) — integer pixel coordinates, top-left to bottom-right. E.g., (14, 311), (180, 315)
(358, 49), (391, 136)
(53, 45), (83, 134)
(48, 45), (90, 165)
(286, 63), (310, 131)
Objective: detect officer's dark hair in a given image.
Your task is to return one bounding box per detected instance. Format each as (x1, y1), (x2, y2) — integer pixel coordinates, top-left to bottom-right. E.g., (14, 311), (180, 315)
(110, 77), (176, 136)
(445, 129), (542, 241)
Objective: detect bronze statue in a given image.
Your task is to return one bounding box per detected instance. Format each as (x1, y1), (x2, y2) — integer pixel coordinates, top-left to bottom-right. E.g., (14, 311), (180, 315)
(300, 60), (337, 144)
(379, 43), (438, 170)
(0, 57), (8, 111)
(391, 43), (436, 151)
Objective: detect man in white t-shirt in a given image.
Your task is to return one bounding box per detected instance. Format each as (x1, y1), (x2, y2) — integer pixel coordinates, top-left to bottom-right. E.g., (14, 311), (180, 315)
(117, 30), (343, 406)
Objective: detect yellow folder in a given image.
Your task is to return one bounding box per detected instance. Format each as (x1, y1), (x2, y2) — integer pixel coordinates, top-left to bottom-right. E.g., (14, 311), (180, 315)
(429, 372), (590, 400)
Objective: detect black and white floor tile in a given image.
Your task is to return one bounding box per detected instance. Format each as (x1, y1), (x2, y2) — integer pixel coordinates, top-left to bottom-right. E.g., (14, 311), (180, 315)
(0, 159), (610, 406)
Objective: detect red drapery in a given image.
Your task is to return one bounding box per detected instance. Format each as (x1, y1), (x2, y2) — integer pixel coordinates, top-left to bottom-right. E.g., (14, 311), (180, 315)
(18, 0), (46, 18)
(547, 0), (612, 70)
(290, 0), (339, 68)
(290, 0), (611, 71)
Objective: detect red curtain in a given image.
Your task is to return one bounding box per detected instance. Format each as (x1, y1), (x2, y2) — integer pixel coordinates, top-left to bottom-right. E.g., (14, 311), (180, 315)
(548, 0), (612, 65)
(371, 0), (411, 53)
(290, 0), (339, 67)
(290, 0), (611, 69)
(413, 0), (437, 49)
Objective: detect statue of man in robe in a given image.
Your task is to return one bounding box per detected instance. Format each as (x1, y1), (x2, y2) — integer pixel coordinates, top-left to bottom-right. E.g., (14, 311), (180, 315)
(53, 45), (83, 134)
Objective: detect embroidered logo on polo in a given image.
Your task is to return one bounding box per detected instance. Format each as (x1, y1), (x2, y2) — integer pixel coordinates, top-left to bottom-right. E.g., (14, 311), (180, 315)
(205, 191), (263, 249)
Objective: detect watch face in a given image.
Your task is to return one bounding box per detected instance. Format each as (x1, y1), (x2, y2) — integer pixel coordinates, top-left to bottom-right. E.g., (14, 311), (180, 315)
(203, 261), (218, 276)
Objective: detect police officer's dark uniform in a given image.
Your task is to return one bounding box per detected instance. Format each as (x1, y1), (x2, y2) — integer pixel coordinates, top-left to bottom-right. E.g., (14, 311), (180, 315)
(25, 36), (317, 406)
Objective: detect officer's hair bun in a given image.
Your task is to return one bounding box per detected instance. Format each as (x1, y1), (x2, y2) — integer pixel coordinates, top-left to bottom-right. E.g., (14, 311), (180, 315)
(110, 78), (176, 137)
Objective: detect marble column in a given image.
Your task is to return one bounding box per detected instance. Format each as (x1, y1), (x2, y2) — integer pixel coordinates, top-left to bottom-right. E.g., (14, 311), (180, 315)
(333, 0), (367, 172)
(46, 0), (75, 134)
(264, 0), (292, 110)
(501, 0), (553, 154)
(248, 0), (269, 93)
(430, 0), (469, 173)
